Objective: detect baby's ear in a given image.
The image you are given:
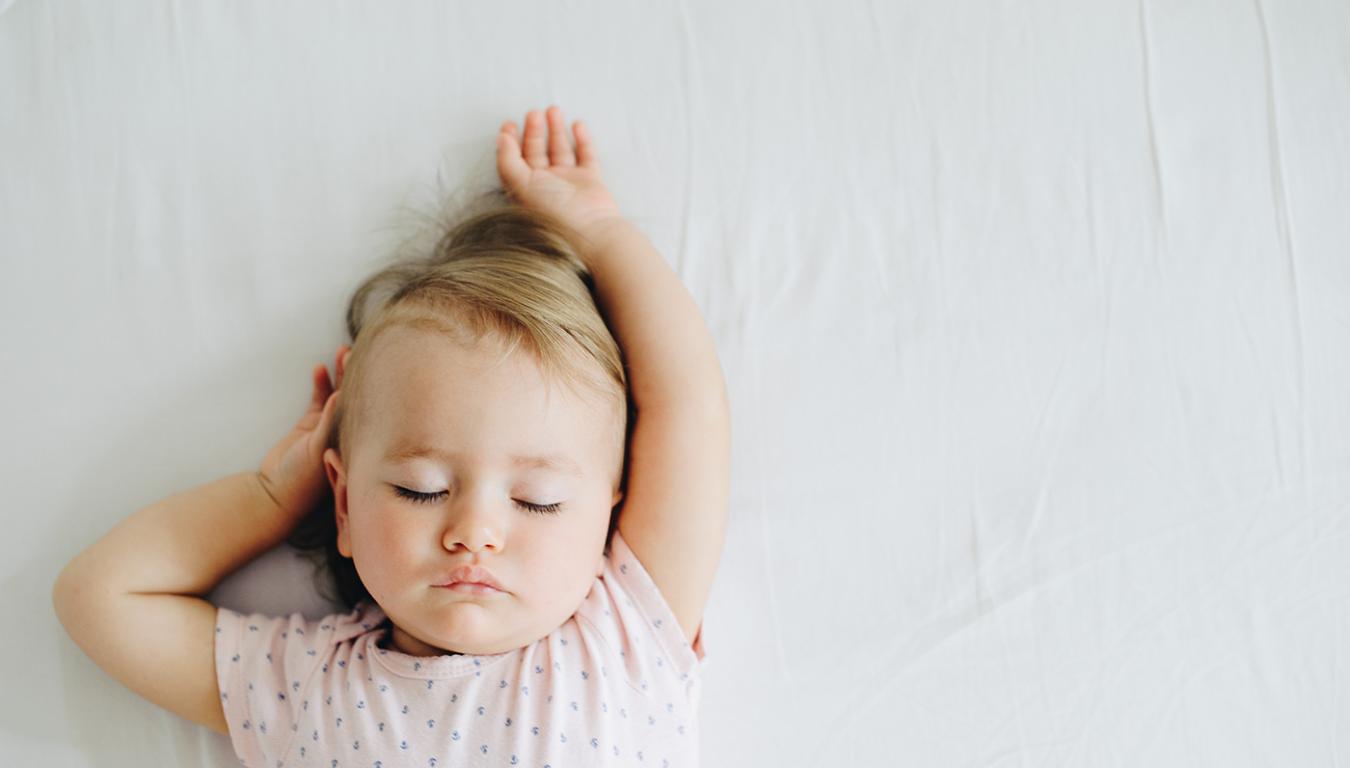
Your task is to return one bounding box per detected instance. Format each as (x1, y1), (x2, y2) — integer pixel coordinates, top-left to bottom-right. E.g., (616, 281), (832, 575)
(324, 448), (353, 558)
(324, 447), (346, 489)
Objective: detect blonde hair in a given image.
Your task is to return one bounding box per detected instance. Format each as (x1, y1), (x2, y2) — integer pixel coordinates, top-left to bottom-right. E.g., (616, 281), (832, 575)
(289, 191), (633, 609)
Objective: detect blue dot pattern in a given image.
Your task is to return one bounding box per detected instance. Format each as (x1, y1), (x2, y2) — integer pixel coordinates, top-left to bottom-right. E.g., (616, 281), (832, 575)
(214, 530), (705, 766)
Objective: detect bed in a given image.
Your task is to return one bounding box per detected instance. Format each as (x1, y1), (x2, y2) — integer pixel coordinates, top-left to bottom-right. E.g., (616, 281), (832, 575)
(7, 0), (1348, 765)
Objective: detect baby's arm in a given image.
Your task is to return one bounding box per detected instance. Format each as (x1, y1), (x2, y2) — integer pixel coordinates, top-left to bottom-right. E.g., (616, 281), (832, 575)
(52, 354), (345, 734)
(582, 215), (731, 646)
(499, 107), (730, 646)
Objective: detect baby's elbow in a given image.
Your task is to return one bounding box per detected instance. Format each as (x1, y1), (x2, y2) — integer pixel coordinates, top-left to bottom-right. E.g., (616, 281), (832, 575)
(52, 562), (80, 624)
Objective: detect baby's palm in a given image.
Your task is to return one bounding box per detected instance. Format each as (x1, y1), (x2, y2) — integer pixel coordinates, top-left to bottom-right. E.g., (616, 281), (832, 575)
(258, 346), (348, 519)
(497, 106), (622, 236)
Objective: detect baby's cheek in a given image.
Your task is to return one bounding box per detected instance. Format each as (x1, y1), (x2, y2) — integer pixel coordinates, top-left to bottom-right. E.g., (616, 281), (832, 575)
(357, 511), (420, 576)
(388, 513), (430, 552)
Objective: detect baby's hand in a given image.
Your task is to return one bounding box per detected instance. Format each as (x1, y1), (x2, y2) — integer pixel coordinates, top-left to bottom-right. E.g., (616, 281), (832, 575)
(496, 105), (624, 240)
(257, 345), (349, 521)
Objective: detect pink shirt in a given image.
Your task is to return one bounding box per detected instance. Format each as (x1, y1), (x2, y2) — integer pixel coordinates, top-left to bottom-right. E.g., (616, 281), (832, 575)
(215, 530), (706, 767)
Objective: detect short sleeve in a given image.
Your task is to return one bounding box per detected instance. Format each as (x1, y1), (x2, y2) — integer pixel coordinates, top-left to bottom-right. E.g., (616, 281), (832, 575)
(214, 607), (330, 767)
(578, 529), (707, 691)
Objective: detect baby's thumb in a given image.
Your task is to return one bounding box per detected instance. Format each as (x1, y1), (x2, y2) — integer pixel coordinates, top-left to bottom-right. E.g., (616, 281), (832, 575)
(496, 130), (530, 192)
(320, 390), (340, 428)
(312, 390), (340, 450)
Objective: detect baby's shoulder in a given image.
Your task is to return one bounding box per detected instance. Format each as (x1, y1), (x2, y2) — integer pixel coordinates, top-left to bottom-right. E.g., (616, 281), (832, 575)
(573, 531), (705, 689)
(216, 600), (381, 649)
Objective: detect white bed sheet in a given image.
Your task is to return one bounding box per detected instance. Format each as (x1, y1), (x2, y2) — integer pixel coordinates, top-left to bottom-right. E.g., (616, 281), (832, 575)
(5, 1), (1349, 765)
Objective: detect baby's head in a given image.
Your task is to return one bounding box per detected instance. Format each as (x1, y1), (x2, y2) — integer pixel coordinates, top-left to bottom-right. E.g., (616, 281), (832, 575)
(291, 199), (631, 657)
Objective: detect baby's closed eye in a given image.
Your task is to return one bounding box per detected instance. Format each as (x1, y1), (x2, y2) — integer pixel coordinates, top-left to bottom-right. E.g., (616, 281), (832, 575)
(390, 485), (562, 515)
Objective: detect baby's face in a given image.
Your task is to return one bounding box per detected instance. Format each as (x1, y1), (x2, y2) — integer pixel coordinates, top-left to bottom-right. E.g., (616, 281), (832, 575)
(322, 324), (624, 657)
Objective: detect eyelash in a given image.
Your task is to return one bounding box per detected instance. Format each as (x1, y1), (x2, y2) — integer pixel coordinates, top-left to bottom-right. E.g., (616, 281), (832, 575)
(392, 486), (562, 515)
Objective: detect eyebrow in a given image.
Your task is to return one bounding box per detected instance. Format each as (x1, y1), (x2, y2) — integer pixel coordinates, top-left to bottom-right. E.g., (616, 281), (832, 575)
(383, 445), (585, 478)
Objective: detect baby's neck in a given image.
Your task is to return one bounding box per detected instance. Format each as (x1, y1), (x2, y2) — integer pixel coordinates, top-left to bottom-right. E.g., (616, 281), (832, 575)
(375, 620), (463, 656)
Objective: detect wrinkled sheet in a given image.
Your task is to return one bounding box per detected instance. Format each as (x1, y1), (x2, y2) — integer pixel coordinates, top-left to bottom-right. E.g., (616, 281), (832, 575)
(6, 0), (1349, 765)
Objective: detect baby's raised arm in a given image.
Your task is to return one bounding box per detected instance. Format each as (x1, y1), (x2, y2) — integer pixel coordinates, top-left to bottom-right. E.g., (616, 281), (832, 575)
(498, 106), (730, 646)
(51, 351), (347, 734)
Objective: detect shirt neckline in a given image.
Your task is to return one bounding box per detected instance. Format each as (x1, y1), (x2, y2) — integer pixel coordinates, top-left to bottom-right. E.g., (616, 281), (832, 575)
(359, 609), (516, 680)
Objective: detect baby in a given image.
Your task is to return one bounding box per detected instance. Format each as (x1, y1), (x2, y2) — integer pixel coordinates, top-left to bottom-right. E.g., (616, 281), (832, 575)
(52, 105), (730, 767)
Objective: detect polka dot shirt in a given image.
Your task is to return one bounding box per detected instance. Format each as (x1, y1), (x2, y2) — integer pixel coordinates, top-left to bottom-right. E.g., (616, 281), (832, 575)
(215, 530), (706, 767)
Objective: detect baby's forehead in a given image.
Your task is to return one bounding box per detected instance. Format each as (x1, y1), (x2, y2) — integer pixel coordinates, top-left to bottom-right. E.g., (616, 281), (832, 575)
(364, 324), (587, 398)
(352, 324), (618, 426)
(368, 319), (499, 361)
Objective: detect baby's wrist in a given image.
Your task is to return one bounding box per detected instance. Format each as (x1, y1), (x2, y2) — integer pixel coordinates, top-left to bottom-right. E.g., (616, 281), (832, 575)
(252, 469), (287, 515)
(576, 215), (637, 260)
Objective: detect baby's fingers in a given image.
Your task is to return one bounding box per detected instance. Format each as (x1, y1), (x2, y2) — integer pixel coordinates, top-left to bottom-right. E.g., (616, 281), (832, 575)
(521, 109), (549, 169)
(310, 364), (334, 409)
(546, 106), (575, 167)
(318, 389), (339, 433)
(335, 344), (350, 390)
(497, 122), (531, 192)
(308, 389), (341, 457)
(573, 120), (599, 168)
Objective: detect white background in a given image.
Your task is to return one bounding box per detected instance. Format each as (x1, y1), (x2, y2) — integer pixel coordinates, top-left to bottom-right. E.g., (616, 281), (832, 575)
(4, 1), (1349, 765)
